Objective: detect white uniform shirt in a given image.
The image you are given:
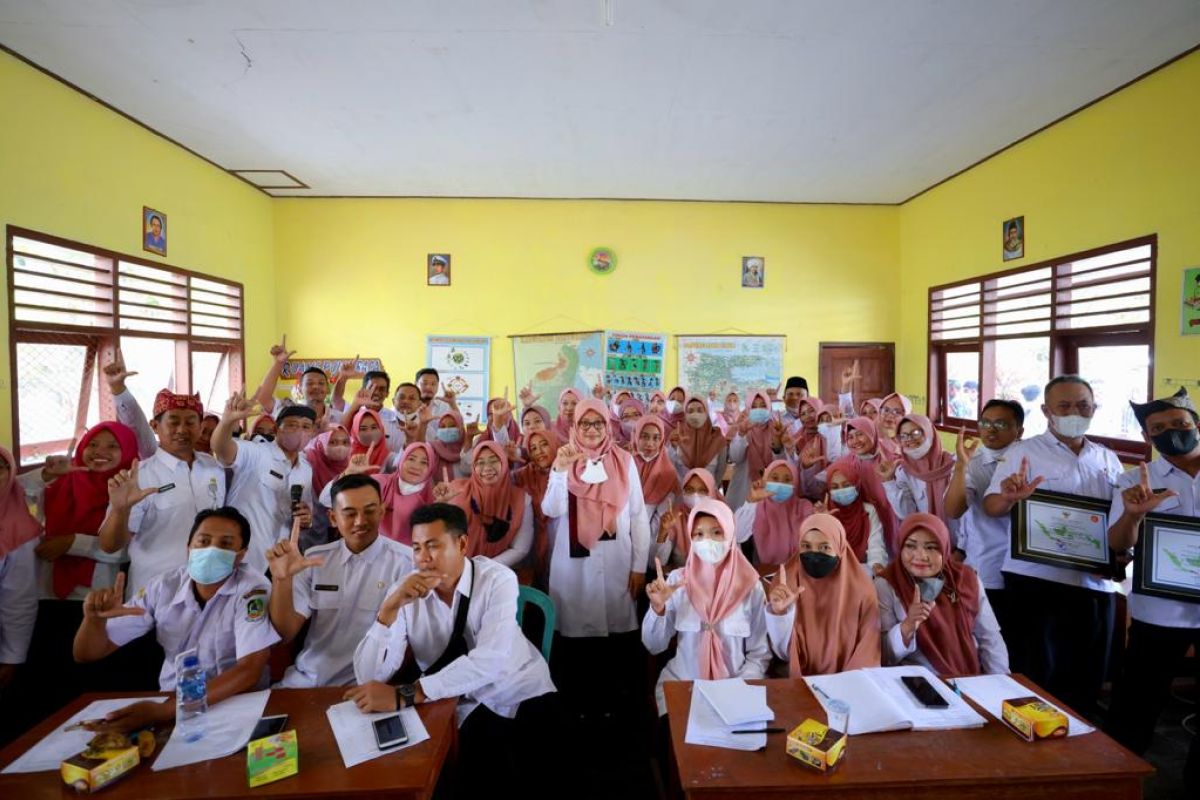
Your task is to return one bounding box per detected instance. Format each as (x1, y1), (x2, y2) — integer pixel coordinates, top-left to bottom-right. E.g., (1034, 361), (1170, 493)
(354, 557), (555, 726)
(280, 536), (414, 688)
(1110, 457), (1200, 628)
(377, 408), (408, 455)
(107, 564), (280, 690)
(874, 573), (1009, 675)
(641, 572), (771, 715)
(122, 449), (226, 597)
(226, 440), (314, 574)
(541, 460), (651, 637)
(0, 539), (38, 664)
(988, 431), (1122, 592)
(957, 446), (1013, 590)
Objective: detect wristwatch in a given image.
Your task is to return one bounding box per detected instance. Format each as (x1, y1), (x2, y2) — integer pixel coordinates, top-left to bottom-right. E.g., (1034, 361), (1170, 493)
(395, 683), (417, 709)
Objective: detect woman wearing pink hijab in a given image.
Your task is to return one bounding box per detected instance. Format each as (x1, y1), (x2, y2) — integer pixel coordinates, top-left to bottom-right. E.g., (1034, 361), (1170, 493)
(647, 390), (670, 424)
(877, 392), (913, 459)
(614, 398), (647, 447)
(632, 416), (680, 559)
(642, 498), (769, 716)
(724, 390), (779, 510)
(441, 441), (532, 568)
(552, 388), (584, 441)
(304, 425), (352, 548)
(668, 394), (729, 486)
(376, 442), (436, 546)
(808, 416), (901, 557)
(427, 410), (470, 479)
(880, 414), (957, 529)
(0, 446), (41, 689)
(735, 459), (815, 566)
(654, 468), (722, 570)
(513, 428), (560, 588)
(478, 393), (521, 446)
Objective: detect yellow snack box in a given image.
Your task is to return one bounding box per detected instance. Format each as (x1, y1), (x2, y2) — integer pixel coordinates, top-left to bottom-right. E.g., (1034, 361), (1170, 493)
(60, 744), (140, 793)
(247, 729), (298, 788)
(1001, 696), (1069, 741)
(785, 718), (847, 772)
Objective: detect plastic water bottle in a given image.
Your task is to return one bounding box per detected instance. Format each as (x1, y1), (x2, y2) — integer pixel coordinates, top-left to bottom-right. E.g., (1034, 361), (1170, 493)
(175, 649), (208, 742)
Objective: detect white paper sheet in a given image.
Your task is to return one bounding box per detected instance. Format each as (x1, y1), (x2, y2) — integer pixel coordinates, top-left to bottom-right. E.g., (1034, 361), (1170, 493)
(694, 679), (773, 727)
(953, 674), (1095, 737)
(325, 701), (430, 768)
(805, 666), (985, 734)
(152, 690), (271, 771)
(2, 696), (171, 773)
(804, 671), (911, 734)
(684, 687), (768, 751)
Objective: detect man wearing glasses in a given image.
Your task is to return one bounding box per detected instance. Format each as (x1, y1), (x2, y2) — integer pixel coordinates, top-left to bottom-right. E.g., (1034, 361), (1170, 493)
(981, 375), (1122, 717)
(944, 399), (1025, 656)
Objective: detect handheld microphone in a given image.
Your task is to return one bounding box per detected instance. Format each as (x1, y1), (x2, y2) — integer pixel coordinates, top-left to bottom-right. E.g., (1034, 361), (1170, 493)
(290, 484), (303, 518)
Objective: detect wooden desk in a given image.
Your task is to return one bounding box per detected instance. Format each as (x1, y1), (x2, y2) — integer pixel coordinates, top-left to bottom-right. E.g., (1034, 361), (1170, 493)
(665, 676), (1154, 799)
(0, 689), (457, 800)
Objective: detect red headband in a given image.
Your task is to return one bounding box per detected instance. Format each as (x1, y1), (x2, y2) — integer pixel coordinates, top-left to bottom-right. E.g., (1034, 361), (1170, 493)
(153, 390), (203, 418)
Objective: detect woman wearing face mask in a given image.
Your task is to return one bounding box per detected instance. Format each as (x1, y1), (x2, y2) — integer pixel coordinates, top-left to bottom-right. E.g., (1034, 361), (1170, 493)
(303, 425), (352, 549)
(724, 391), (780, 510)
(879, 414), (956, 527)
(350, 407), (389, 474)
(541, 399), (651, 723)
(245, 413), (276, 443)
(428, 411), (469, 479)
(478, 393), (521, 446)
(812, 418), (901, 555)
(735, 460), (815, 566)
(875, 513), (1008, 675)
(859, 398), (883, 423)
(876, 393), (913, 459)
(825, 460), (889, 577)
(655, 468), (720, 570)
(615, 398), (647, 448)
(439, 441), (532, 568)
(766, 514), (882, 676)
(647, 390), (669, 423)
(668, 395), (729, 486)
(553, 388), (584, 441)
(642, 498), (770, 716)
(514, 429), (560, 588)
(713, 392), (741, 437)
(632, 417), (681, 567)
(664, 386), (688, 428)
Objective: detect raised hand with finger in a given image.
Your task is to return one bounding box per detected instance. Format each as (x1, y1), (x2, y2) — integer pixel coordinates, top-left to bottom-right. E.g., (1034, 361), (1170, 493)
(270, 334), (297, 366)
(552, 443), (585, 473)
(999, 456), (1045, 503)
(1120, 462), (1178, 517)
(646, 557), (679, 615)
(955, 426), (979, 463)
(82, 573), (145, 620)
(107, 459), (157, 512)
(766, 562), (801, 615)
(876, 456), (899, 482)
(102, 348), (139, 396)
(267, 517), (326, 580)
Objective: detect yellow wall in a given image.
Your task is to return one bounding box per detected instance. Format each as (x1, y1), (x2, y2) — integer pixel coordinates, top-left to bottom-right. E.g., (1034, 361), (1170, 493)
(271, 199), (900, 398)
(897, 49), (1200, 403)
(0, 50), (277, 443)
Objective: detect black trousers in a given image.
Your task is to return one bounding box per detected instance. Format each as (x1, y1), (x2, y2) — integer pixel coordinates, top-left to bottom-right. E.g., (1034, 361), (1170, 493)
(984, 586), (1021, 667)
(454, 691), (565, 799)
(1002, 572), (1115, 717)
(1105, 619), (1200, 793)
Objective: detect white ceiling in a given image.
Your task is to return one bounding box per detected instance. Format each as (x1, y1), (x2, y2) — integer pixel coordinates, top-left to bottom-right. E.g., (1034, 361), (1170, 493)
(2, 1), (1198, 202)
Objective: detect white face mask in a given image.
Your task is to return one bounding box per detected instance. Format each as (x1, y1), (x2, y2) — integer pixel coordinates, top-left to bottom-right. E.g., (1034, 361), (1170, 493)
(904, 438), (933, 459)
(580, 458), (609, 484)
(692, 538), (728, 565)
(398, 480), (425, 496)
(680, 493), (702, 508)
(1052, 414), (1091, 439)
(685, 411), (708, 429)
(664, 400), (680, 415)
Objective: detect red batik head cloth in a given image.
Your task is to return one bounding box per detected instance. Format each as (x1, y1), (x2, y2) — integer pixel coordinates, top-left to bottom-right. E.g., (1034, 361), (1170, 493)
(153, 389), (203, 419)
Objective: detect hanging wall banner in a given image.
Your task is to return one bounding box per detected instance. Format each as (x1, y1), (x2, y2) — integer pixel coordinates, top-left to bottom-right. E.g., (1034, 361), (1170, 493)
(675, 335), (785, 399)
(511, 331), (605, 420)
(426, 335), (491, 422)
(603, 330), (665, 403)
(1183, 266), (1200, 335)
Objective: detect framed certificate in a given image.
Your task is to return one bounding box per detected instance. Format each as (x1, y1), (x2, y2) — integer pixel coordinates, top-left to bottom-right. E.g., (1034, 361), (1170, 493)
(1010, 489), (1116, 574)
(1132, 512), (1200, 604)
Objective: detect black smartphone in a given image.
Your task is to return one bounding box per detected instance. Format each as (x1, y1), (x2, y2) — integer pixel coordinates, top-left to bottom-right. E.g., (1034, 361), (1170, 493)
(372, 713), (409, 750)
(901, 675), (949, 708)
(249, 714), (288, 742)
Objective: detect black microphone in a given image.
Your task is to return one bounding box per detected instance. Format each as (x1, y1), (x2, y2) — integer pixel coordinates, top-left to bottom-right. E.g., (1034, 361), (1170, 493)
(290, 484), (303, 519)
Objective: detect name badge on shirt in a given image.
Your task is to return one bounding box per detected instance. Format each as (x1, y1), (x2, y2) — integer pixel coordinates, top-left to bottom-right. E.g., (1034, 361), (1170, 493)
(314, 584), (340, 592)
(269, 470), (284, 480)
(156, 483), (176, 493)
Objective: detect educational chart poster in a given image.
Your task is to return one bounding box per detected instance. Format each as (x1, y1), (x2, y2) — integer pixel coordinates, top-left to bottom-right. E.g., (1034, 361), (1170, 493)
(1182, 267), (1200, 335)
(426, 335), (490, 422)
(512, 331), (605, 420)
(676, 335), (784, 399)
(603, 330), (665, 403)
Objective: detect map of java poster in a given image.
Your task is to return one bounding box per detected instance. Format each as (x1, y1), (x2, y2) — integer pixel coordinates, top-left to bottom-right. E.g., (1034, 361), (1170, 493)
(512, 331), (605, 420)
(676, 335), (784, 399)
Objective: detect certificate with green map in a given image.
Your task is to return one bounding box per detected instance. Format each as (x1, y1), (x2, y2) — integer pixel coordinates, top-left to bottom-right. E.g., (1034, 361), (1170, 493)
(1133, 513), (1200, 604)
(1010, 490), (1116, 573)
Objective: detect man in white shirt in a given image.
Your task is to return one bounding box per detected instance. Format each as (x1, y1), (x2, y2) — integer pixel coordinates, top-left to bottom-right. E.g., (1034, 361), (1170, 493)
(250, 336), (352, 430)
(983, 375), (1122, 717)
(415, 368), (457, 420)
(345, 502), (560, 794)
(74, 507), (280, 733)
(269, 474), (413, 687)
(210, 392), (316, 574)
(1105, 388), (1200, 790)
(944, 398), (1025, 653)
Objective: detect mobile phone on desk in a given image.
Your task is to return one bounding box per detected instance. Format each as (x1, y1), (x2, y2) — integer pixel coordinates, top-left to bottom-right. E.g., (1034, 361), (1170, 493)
(373, 713), (409, 750)
(249, 714), (289, 741)
(901, 675), (949, 708)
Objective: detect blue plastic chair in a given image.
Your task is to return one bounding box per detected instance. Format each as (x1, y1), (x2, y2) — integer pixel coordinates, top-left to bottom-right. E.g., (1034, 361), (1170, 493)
(516, 585), (556, 661)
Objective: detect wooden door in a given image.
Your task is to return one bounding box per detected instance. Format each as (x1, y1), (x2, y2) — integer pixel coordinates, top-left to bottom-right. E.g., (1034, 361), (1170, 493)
(818, 342), (895, 409)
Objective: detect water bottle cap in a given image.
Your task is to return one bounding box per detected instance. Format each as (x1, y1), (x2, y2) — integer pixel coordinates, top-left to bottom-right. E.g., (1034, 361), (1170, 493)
(181, 653), (200, 669)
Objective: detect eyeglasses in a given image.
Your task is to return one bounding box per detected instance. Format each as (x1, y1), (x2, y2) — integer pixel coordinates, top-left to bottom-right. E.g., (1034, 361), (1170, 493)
(897, 431), (924, 443)
(978, 419), (1012, 431)
(577, 420), (607, 432)
(1049, 402), (1096, 415)
(881, 407), (904, 417)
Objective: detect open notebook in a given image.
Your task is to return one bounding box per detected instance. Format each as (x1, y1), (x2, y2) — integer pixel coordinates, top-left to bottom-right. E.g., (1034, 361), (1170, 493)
(684, 679), (774, 751)
(804, 666), (986, 734)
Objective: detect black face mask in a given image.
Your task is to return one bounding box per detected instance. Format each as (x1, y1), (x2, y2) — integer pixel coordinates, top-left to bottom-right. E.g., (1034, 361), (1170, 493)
(1151, 427), (1199, 457)
(800, 551), (840, 579)
(471, 498), (511, 543)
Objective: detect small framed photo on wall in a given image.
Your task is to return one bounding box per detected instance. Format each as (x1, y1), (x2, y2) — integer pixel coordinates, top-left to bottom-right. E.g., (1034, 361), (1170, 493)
(1002, 216), (1024, 261)
(143, 207), (167, 256)
(741, 256), (764, 288)
(427, 253), (451, 286)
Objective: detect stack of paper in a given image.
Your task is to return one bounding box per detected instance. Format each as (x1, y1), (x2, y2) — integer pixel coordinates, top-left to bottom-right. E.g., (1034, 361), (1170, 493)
(684, 678), (774, 751)
(325, 701), (430, 768)
(953, 674), (1095, 737)
(153, 690), (271, 771)
(804, 666), (986, 734)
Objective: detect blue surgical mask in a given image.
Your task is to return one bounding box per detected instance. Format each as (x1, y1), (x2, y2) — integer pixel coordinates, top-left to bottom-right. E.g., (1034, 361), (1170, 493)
(748, 408), (770, 425)
(436, 427), (462, 443)
(765, 481), (794, 502)
(830, 486), (859, 506)
(187, 546), (236, 585)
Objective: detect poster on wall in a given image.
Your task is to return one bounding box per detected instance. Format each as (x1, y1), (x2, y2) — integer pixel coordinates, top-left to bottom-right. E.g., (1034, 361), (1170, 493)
(1182, 267), (1200, 335)
(603, 331), (665, 403)
(512, 331), (605, 420)
(676, 335), (785, 399)
(426, 335), (490, 422)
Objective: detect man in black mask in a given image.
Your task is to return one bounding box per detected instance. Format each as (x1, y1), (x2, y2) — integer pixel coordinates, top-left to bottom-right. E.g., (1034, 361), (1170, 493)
(1106, 387), (1199, 793)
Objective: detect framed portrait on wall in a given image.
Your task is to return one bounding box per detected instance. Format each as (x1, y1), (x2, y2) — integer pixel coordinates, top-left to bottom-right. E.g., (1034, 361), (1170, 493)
(741, 256), (764, 288)
(143, 206), (167, 256)
(1002, 216), (1024, 261)
(428, 253), (451, 286)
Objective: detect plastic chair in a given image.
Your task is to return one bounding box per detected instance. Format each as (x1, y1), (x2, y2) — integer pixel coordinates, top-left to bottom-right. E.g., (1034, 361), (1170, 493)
(516, 585), (556, 661)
